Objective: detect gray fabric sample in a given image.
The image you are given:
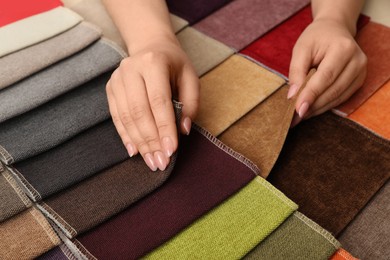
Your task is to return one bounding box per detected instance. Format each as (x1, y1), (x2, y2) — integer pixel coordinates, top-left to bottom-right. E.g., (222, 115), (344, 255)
(0, 39), (125, 123)
(0, 71), (111, 165)
(0, 22), (101, 90)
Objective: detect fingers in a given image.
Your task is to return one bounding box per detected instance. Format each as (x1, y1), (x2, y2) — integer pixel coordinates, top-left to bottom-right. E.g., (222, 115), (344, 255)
(288, 40), (312, 98)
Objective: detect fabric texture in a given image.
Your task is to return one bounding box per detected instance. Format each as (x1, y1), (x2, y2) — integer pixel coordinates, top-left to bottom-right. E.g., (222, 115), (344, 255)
(268, 112), (390, 235)
(338, 181), (389, 260)
(0, 7), (82, 57)
(348, 80), (390, 139)
(77, 126), (257, 259)
(146, 177), (297, 259)
(0, 39), (124, 124)
(194, 0), (310, 50)
(0, 165), (32, 222)
(177, 27), (234, 76)
(0, 71), (111, 165)
(0, 22), (101, 89)
(335, 22), (390, 115)
(195, 55), (285, 136)
(329, 249), (359, 260)
(245, 212), (340, 260)
(38, 246), (69, 260)
(362, 0), (390, 27)
(0, 207), (61, 259)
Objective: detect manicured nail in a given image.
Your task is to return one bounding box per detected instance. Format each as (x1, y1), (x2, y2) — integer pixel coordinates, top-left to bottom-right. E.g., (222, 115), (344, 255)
(154, 151), (167, 171)
(298, 102), (309, 118)
(287, 84), (299, 99)
(290, 113), (302, 128)
(126, 143), (136, 157)
(162, 137), (174, 157)
(183, 117), (191, 135)
(144, 153), (157, 171)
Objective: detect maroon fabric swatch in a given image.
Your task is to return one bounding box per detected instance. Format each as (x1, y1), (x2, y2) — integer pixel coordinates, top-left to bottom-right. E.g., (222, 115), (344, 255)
(240, 6), (370, 76)
(38, 247), (67, 260)
(268, 112), (390, 235)
(77, 126), (256, 259)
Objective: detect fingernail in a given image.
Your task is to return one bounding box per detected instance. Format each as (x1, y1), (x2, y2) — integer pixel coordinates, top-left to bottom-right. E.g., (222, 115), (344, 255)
(183, 117), (191, 135)
(162, 137), (174, 157)
(144, 153), (157, 171)
(154, 151), (167, 171)
(126, 143), (136, 157)
(298, 102), (309, 118)
(290, 113), (302, 128)
(287, 84), (299, 99)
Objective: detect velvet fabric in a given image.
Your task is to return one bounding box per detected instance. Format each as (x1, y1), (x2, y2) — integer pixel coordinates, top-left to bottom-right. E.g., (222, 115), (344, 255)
(193, 0), (310, 50)
(0, 39), (124, 124)
(268, 112), (390, 235)
(0, 22), (101, 89)
(146, 177), (297, 259)
(196, 55), (285, 136)
(77, 126), (257, 259)
(0, 7), (82, 57)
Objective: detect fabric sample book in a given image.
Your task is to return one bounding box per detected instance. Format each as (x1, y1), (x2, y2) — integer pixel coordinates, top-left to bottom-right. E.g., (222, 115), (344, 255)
(194, 0), (310, 50)
(268, 112), (390, 235)
(0, 7), (82, 57)
(0, 22), (101, 89)
(196, 55), (286, 136)
(0, 39), (125, 123)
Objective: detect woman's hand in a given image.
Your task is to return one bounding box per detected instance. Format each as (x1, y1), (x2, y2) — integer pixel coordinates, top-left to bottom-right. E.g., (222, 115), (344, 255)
(106, 36), (200, 171)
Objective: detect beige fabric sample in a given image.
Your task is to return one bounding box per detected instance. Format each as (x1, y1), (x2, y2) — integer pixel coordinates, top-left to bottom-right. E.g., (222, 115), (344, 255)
(170, 14), (189, 33)
(362, 0), (390, 27)
(0, 7), (82, 58)
(177, 27), (234, 76)
(195, 55), (286, 136)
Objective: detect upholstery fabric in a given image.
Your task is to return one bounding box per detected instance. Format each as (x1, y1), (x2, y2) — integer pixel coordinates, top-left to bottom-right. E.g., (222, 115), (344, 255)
(38, 246), (68, 260)
(329, 249), (359, 260)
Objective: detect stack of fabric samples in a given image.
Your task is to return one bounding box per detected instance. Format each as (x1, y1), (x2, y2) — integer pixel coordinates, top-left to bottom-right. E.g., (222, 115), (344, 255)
(0, 0), (389, 259)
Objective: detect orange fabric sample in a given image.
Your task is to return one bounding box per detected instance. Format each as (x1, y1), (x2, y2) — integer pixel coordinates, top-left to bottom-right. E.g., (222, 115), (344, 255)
(329, 248), (359, 260)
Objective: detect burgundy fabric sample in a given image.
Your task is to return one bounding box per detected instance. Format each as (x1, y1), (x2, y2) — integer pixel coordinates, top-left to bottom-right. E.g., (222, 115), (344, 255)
(166, 0), (233, 24)
(240, 6), (370, 76)
(77, 126), (257, 259)
(193, 0), (310, 50)
(268, 112), (390, 235)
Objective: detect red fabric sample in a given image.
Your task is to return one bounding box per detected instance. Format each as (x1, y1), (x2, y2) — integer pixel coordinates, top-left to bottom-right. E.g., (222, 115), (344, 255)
(0, 0), (62, 27)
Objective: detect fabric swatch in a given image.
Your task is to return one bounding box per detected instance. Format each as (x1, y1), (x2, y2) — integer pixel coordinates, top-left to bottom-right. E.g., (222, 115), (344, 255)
(77, 125), (257, 259)
(362, 0), (390, 27)
(335, 22), (390, 115)
(268, 112), (390, 235)
(0, 0), (62, 26)
(195, 55), (286, 136)
(348, 80), (390, 139)
(245, 212), (340, 260)
(146, 177), (297, 259)
(0, 71), (111, 165)
(329, 249), (359, 260)
(0, 7), (82, 57)
(0, 165), (32, 222)
(169, 14), (188, 33)
(38, 246), (69, 260)
(166, 0), (233, 24)
(0, 22), (101, 90)
(177, 27), (234, 76)
(194, 0), (310, 50)
(0, 207), (61, 259)
(338, 181), (389, 260)
(0, 39), (124, 124)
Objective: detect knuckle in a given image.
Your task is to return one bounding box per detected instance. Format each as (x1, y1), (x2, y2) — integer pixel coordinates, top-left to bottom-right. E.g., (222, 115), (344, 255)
(119, 112), (133, 127)
(150, 95), (169, 111)
(130, 105), (147, 121)
(157, 120), (172, 132)
(328, 88), (344, 104)
(319, 67), (336, 85)
(340, 38), (356, 53)
(307, 87), (321, 100)
(141, 51), (166, 64)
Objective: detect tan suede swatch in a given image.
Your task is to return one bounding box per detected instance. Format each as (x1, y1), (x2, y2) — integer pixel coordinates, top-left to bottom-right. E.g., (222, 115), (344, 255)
(0, 208), (61, 259)
(195, 55), (286, 136)
(177, 27), (234, 76)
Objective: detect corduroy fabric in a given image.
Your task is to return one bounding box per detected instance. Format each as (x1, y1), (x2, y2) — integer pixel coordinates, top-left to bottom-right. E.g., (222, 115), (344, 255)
(335, 22), (390, 115)
(193, 0), (310, 50)
(195, 55), (285, 136)
(268, 112), (390, 235)
(77, 126), (257, 259)
(177, 27), (234, 76)
(0, 22), (101, 89)
(0, 165), (32, 222)
(166, 0), (233, 24)
(330, 249), (359, 260)
(0, 71), (111, 165)
(338, 181), (389, 260)
(0, 39), (124, 124)
(146, 177), (297, 259)
(348, 80), (390, 139)
(0, 207), (61, 259)
(245, 212), (340, 260)
(0, 7), (82, 57)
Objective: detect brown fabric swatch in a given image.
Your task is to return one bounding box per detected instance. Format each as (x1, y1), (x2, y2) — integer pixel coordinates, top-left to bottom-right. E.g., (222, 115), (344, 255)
(268, 112), (390, 235)
(195, 55), (286, 136)
(0, 207), (61, 259)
